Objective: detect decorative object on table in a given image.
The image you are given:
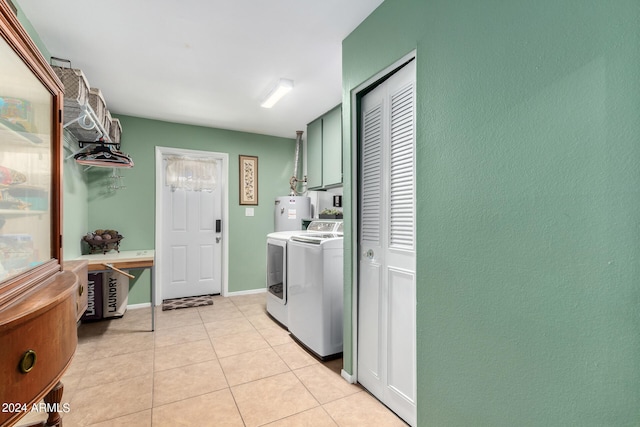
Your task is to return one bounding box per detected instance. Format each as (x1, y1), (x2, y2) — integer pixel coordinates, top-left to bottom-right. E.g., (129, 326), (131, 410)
(239, 155), (258, 205)
(162, 294), (214, 311)
(319, 208), (343, 219)
(82, 229), (123, 254)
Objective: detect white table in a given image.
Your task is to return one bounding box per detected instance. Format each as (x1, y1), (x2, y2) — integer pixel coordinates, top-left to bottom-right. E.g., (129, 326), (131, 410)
(75, 250), (155, 330)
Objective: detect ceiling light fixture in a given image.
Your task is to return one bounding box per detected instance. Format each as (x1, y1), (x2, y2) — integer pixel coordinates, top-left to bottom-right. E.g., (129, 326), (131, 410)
(261, 78), (294, 108)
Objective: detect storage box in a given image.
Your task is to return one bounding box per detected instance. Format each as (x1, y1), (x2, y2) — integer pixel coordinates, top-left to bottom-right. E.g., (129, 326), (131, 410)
(103, 109), (112, 137)
(102, 271), (128, 318)
(52, 66), (90, 107)
(319, 213), (343, 219)
(109, 118), (122, 144)
(88, 88), (106, 129)
(81, 273), (103, 321)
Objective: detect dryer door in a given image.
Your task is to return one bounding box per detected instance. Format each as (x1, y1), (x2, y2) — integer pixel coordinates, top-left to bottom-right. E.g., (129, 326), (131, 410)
(266, 238), (287, 304)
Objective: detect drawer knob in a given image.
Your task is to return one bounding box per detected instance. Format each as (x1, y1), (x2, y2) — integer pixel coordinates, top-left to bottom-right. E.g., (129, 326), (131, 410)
(19, 349), (37, 373)
(79, 284), (84, 296)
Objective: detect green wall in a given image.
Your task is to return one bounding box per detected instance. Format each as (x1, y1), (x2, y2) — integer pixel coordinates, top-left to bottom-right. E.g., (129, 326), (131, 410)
(16, 6), (298, 303)
(86, 115), (295, 303)
(62, 133), (89, 259)
(343, 0), (640, 425)
(14, 1), (49, 60)
(15, 4), (90, 261)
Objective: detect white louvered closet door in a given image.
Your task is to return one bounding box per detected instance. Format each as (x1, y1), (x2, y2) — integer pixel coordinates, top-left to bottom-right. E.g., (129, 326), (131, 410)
(358, 59), (416, 427)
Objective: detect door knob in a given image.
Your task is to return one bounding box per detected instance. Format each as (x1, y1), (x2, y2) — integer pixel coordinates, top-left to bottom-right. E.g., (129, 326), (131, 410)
(365, 249), (374, 259)
(19, 349), (37, 373)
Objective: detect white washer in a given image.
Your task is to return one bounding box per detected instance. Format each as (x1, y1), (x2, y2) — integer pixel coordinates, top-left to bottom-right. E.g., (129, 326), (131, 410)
(287, 229), (343, 359)
(266, 221), (342, 328)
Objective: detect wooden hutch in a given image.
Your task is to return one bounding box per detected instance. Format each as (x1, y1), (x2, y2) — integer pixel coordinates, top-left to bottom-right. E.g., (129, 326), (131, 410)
(0, 1), (86, 426)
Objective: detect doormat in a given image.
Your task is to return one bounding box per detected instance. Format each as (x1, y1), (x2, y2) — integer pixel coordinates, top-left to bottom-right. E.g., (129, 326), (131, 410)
(162, 294), (214, 311)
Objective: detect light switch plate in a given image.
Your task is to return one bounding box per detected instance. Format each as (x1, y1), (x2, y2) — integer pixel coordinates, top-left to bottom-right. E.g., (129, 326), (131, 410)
(245, 208), (254, 217)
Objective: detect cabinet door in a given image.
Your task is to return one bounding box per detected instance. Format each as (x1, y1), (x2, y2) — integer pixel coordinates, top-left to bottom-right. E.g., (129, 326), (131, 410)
(0, 2), (63, 298)
(306, 118), (323, 189)
(322, 106), (342, 187)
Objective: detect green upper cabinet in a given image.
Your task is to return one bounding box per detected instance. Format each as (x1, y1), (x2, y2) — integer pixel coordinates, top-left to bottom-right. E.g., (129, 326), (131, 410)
(322, 106), (342, 186)
(306, 117), (323, 189)
(306, 104), (342, 190)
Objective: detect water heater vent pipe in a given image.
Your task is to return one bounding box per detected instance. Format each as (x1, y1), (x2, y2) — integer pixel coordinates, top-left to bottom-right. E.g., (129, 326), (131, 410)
(289, 130), (303, 195)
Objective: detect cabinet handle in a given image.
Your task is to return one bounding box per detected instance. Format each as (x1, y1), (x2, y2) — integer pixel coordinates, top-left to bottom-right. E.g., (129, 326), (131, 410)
(79, 284), (84, 296)
(19, 349), (37, 374)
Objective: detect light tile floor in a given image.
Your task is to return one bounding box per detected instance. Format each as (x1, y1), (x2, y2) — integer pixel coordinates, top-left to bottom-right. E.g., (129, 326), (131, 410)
(18, 293), (407, 426)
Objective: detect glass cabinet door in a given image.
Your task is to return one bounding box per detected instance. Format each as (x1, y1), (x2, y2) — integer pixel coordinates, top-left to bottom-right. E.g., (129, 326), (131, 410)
(0, 38), (53, 281)
(0, 4), (62, 292)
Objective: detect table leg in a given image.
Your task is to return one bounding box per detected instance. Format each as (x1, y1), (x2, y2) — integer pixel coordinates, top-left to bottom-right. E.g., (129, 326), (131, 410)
(150, 265), (155, 331)
(44, 381), (63, 426)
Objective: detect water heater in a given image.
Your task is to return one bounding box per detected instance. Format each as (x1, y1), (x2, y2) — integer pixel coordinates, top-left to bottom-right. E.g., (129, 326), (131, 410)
(274, 196), (311, 231)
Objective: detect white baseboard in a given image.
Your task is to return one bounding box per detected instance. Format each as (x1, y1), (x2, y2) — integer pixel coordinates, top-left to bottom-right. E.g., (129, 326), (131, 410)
(341, 369), (356, 384)
(143, 288), (266, 307)
(226, 288), (267, 297)
(127, 302), (151, 310)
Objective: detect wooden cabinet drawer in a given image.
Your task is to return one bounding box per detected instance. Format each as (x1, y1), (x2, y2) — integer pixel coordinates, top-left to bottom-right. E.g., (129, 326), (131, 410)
(0, 271), (78, 426)
(64, 260), (89, 320)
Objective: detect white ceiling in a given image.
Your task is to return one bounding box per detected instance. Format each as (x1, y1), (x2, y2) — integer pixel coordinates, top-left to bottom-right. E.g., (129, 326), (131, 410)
(15, 0), (383, 139)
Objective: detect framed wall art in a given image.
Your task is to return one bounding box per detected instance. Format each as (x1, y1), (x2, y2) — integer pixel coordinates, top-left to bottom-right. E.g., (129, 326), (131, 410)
(239, 155), (258, 205)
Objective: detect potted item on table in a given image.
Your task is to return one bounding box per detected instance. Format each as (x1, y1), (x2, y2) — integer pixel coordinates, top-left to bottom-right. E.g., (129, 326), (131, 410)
(319, 208), (343, 219)
(82, 229), (123, 254)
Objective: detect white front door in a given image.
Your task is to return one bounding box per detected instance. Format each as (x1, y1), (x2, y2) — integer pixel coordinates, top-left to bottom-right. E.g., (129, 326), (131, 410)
(357, 58), (417, 426)
(161, 155), (222, 300)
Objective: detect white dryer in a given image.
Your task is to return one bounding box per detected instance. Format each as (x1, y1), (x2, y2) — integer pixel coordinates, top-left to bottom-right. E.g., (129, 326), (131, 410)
(287, 225), (344, 359)
(266, 220), (342, 328)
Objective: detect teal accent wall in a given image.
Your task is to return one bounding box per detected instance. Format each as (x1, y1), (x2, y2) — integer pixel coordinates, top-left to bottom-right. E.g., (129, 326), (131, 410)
(86, 115), (295, 303)
(343, 0), (640, 425)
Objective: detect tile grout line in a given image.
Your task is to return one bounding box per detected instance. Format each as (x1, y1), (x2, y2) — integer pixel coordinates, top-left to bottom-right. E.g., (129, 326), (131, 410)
(68, 294), (400, 426)
(203, 298), (249, 427)
(150, 306), (157, 426)
(228, 294), (313, 427)
(233, 295), (268, 427)
(238, 297), (331, 427)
